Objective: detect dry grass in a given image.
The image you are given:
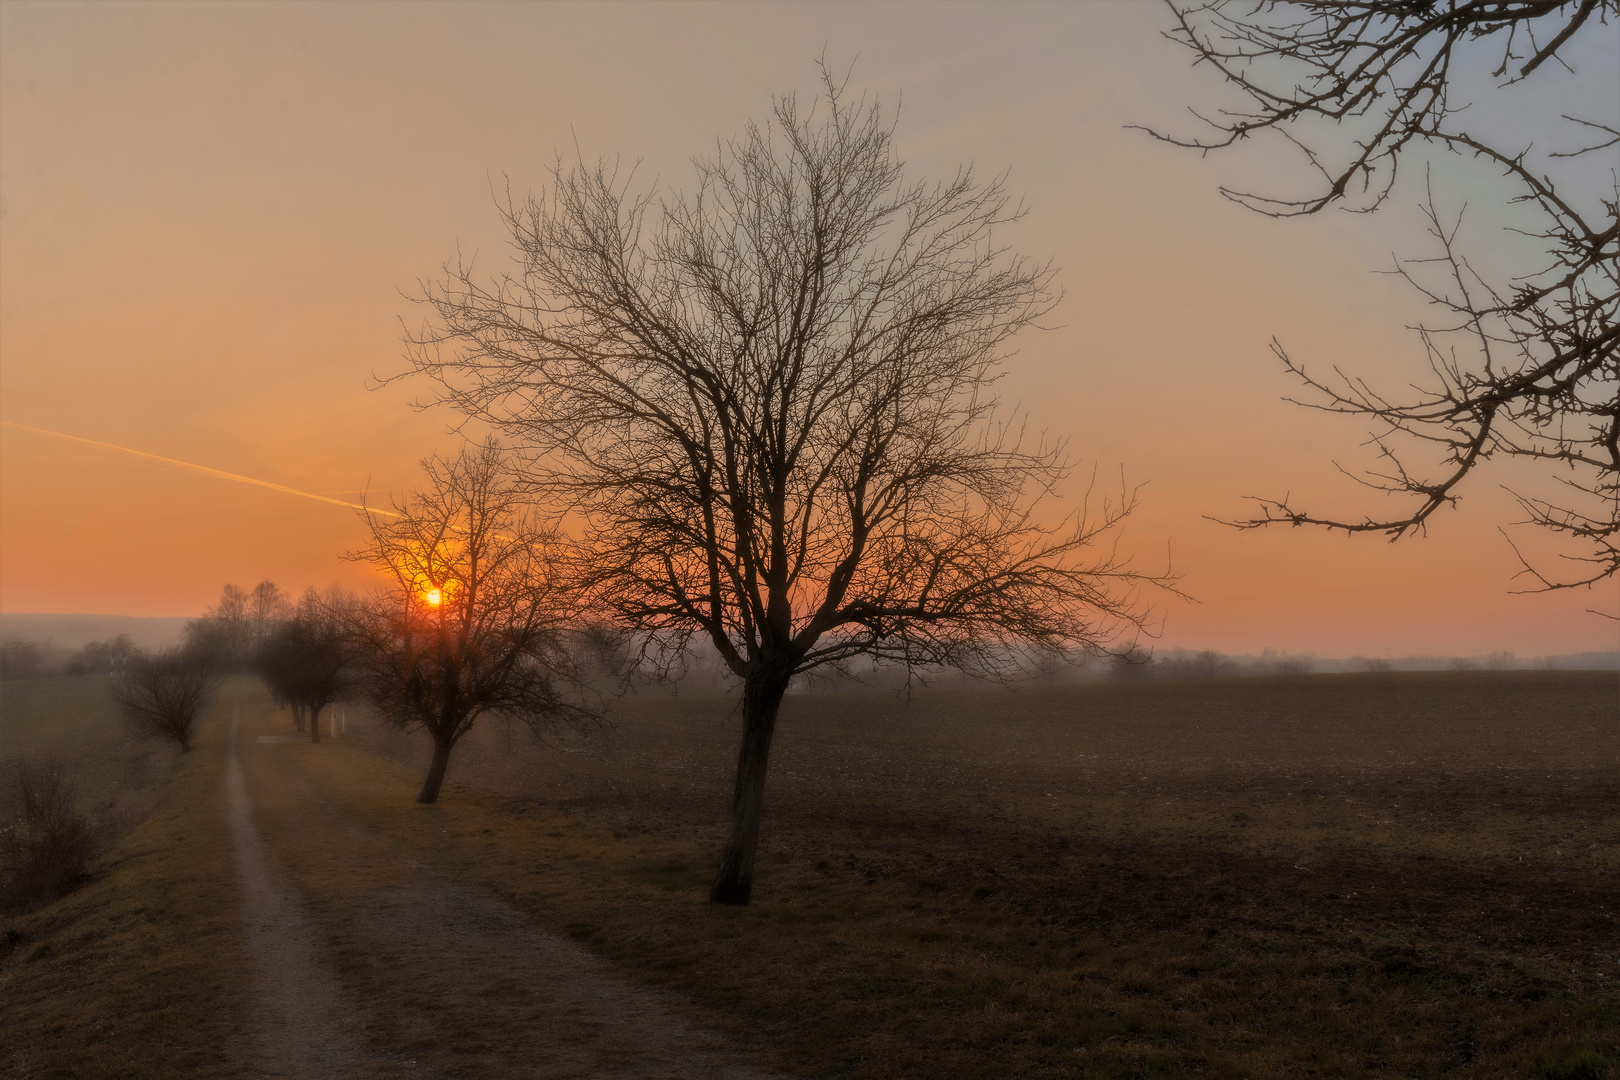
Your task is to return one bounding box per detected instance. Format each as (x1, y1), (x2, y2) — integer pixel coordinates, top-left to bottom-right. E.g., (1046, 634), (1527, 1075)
(0, 676), (171, 847)
(0, 678), (263, 1078)
(1, 670), (1614, 1078)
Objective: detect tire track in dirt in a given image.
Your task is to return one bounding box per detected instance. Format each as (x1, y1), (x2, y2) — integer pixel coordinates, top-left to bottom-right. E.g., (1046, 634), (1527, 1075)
(360, 875), (779, 1080)
(244, 711), (781, 1079)
(226, 703), (370, 1078)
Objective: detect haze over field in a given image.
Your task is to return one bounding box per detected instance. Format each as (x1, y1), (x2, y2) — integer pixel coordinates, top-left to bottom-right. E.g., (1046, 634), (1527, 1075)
(2, 0), (1616, 657)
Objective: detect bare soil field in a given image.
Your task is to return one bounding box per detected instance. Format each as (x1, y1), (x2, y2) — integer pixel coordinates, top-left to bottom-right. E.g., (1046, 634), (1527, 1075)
(2, 670), (1616, 1078)
(358, 671), (1620, 1078)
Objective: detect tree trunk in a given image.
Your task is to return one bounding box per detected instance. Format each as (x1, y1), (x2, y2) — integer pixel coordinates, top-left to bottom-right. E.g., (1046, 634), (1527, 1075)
(293, 705), (306, 732)
(309, 705), (321, 744)
(710, 671), (791, 905)
(417, 739), (453, 804)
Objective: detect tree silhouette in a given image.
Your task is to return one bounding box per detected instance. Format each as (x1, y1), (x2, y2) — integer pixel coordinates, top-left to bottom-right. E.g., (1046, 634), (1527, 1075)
(254, 588), (357, 744)
(1145, 0), (1618, 595)
(112, 647), (220, 752)
(403, 69), (1164, 903)
(350, 441), (598, 804)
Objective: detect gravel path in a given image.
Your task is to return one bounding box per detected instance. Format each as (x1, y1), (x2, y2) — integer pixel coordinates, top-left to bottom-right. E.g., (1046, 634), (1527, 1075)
(228, 703), (777, 1079)
(226, 703), (368, 1078)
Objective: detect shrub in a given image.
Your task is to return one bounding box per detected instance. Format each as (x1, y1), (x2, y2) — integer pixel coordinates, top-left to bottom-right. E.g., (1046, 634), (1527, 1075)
(0, 761), (96, 911)
(0, 638), (52, 680)
(111, 647), (220, 752)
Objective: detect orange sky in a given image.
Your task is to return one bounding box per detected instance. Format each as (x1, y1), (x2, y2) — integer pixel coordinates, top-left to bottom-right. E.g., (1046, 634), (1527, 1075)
(2, 1), (1615, 658)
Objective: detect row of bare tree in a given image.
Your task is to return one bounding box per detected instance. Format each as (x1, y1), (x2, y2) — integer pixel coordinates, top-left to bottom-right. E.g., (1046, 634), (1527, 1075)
(0, 635), (137, 681)
(113, 449), (603, 805)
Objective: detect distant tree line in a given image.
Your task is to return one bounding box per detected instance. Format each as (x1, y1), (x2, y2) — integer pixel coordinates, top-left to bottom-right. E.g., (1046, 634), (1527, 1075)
(1102, 648), (1571, 679)
(0, 635), (138, 681)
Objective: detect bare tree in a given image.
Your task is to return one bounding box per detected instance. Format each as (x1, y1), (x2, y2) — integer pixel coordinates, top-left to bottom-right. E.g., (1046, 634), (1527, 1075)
(1192, 648), (1229, 676)
(64, 635), (134, 677)
(247, 579), (290, 656)
(402, 71), (1164, 903)
(1110, 646), (1157, 681)
(350, 441), (598, 805)
(254, 587), (358, 744)
(572, 619), (633, 681)
(0, 639), (51, 681)
(0, 761), (96, 911)
(1272, 654), (1316, 676)
(185, 583), (253, 671)
(1145, 1), (1619, 595)
(111, 647), (220, 752)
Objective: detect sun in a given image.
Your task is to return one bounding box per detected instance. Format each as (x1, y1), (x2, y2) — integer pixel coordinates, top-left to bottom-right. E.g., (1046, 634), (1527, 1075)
(425, 587), (443, 607)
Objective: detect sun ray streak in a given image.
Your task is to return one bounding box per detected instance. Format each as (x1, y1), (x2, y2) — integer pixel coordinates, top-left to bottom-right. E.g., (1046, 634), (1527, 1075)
(1, 421), (399, 517)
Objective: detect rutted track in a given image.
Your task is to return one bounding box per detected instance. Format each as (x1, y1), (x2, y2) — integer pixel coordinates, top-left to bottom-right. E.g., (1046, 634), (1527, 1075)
(228, 699), (778, 1079)
(226, 703), (369, 1077)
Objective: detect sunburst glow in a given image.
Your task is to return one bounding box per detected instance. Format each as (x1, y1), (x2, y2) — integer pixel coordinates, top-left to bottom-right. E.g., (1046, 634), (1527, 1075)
(425, 587), (443, 607)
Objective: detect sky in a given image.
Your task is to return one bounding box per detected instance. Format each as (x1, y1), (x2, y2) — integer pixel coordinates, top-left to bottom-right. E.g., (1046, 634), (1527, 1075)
(2, 0), (1616, 658)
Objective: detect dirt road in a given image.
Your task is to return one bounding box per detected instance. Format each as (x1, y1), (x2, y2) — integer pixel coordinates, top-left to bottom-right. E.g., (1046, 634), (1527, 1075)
(226, 697), (775, 1079)
(226, 704), (367, 1078)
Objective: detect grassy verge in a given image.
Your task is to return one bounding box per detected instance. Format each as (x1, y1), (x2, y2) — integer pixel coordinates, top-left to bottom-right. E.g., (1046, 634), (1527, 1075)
(0, 676), (171, 842)
(0, 680), (262, 1079)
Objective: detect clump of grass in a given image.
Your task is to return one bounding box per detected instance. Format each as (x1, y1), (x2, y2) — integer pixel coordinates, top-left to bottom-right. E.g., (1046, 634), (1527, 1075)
(0, 760), (97, 911)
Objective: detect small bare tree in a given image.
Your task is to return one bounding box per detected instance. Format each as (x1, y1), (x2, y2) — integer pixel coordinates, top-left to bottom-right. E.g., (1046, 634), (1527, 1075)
(247, 579), (290, 656)
(402, 70), (1165, 903)
(350, 441), (598, 804)
(1145, 1), (1619, 596)
(185, 583), (252, 671)
(0, 761), (96, 911)
(0, 639), (51, 681)
(111, 647), (220, 752)
(254, 588), (358, 744)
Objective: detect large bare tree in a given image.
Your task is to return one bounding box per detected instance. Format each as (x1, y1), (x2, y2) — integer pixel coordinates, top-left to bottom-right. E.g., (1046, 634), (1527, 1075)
(350, 441), (597, 804)
(1145, 1), (1618, 595)
(402, 72), (1162, 904)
